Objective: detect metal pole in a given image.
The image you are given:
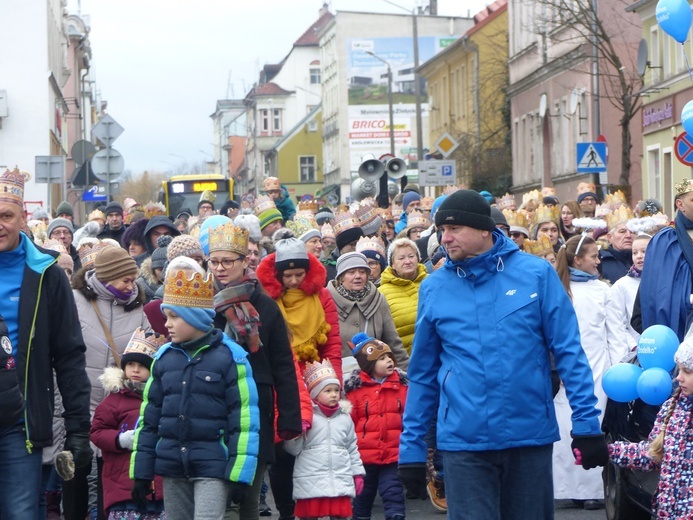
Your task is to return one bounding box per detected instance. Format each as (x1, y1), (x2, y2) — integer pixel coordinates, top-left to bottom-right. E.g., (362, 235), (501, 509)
(591, 0), (602, 197)
(413, 11), (423, 165)
(106, 145), (111, 203)
(387, 64), (395, 156)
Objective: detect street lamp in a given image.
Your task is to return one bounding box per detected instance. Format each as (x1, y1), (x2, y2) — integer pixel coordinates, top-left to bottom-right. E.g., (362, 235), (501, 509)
(366, 51), (395, 207)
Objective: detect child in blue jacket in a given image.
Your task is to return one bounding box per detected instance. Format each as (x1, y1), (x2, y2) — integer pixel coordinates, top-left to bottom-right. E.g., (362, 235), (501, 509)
(130, 258), (260, 520)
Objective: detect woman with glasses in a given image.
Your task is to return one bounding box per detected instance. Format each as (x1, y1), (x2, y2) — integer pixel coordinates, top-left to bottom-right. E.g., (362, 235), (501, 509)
(207, 221), (305, 520)
(552, 234), (610, 511)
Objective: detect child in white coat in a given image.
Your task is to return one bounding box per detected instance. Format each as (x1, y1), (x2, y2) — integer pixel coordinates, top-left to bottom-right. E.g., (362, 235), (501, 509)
(284, 359), (365, 520)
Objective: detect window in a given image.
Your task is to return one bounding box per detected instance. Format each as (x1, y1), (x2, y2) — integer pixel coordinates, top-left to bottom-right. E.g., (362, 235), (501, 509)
(308, 119), (318, 132)
(300, 156), (316, 182)
(273, 109), (282, 133)
(648, 146), (661, 201)
(260, 109), (269, 132)
(310, 67), (321, 84)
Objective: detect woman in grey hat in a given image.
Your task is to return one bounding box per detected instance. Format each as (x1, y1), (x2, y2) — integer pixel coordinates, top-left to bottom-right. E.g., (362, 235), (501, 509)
(327, 252), (409, 376)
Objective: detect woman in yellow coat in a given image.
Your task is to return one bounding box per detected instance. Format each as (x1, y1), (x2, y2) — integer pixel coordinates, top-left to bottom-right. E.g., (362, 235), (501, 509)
(378, 237), (427, 354)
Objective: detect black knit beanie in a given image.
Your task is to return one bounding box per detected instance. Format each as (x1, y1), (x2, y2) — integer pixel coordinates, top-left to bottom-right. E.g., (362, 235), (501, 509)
(434, 190), (495, 231)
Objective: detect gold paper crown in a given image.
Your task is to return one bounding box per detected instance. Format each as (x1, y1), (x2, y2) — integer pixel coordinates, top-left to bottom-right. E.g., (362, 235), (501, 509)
(123, 197), (138, 213)
(199, 190), (216, 204)
(263, 177), (281, 191)
(541, 187), (556, 198)
(502, 209), (530, 229)
(522, 189), (541, 206)
(30, 222), (48, 245)
(302, 358), (338, 394)
(0, 166), (26, 207)
(333, 212), (360, 235)
(88, 209), (106, 223)
(286, 216), (319, 240)
(594, 204), (612, 219)
(497, 193), (516, 211)
(523, 235), (554, 257)
(355, 203), (379, 228)
(124, 327), (167, 359)
(605, 190), (627, 207)
(253, 195), (276, 216)
(356, 235), (386, 257)
(442, 185), (460, 196)
(577, 182), (596, 196)
(297, 200), (318, 213)
(321, 222), (335, 239)
(605, 205), (634, 230)
(42, 238), (67, 255)
(78, 240), (109, 270)
(381, 208), (394, 222)
(163, 270), (214, 309)
(144, 201), (167, 219)
(420, 197), (434, 210)
(676, 179), (693, 197)
(407, 211), (431, 230)
(208, 220), (249, 255)
(534, 204), (560, 225)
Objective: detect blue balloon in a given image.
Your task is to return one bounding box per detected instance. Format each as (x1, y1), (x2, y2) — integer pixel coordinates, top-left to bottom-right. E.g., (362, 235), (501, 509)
(683, 101), (693, 137)
(637, 325), (679, 371)
(657, 0), (693, 44)
(637, 367), (673, 406)
(198, 215), (232, 255)
(602, 363), (643, 402)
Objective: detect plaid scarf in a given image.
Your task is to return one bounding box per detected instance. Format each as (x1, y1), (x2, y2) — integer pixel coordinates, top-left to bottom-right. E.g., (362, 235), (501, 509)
(626, 264), (642, 279)
(213, 272), (262, 353)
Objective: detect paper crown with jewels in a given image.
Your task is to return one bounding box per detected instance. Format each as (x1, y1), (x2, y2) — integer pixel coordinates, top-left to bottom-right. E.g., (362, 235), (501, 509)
(442, 185), (461, 196)
(208, 220), (249, 256)
(522, 189), (541, 206)
(321, 222), (335, 240)
(605, 190), (627, 208)
(497, 193), (516, 211)
(263, 176), (281, 192)
(419, 196), (434, 211)
(541, 187), (556, 198)
(0, 167), (27, 207)
(124, 327), (167, 360)
(88, 209), (106, 223)
(356, 235), (386, 257)
(199, 190), (216, 204)
(163, 270), (214, 309)
(253, 195), (277, 216)
(406, 211), (431, 230)
(297, 199), (318, 213)
(77, 239), (110, 271)
(354, 202), (380, 229)
(595, 204), (612, 219)
(676, 179), (693, 197)
(144, 201), (167, 219)
(502, 209), (531, 229)
(523, 234), (554, 257)
(577, 182), (596, 196)
(605, 205), (634, 230)
(286, 216), (320, 240)
(302, 358), (339, 394)
(534, 204), (560, 225)
(333, 211), (361, 236)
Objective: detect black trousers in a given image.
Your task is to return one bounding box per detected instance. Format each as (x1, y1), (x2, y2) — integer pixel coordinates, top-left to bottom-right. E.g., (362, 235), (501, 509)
(268, 443), (295, 519)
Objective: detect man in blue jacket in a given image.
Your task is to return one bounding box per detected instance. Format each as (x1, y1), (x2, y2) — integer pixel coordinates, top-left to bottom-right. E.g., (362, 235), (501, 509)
(397, 189), (607, 520)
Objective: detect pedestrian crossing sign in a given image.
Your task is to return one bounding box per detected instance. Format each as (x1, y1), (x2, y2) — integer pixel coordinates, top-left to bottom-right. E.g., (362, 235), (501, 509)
(576, 142), (607, 173)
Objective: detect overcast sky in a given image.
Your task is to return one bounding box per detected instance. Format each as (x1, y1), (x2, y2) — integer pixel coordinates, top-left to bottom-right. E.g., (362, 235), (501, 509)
(69, 0), (491, 176)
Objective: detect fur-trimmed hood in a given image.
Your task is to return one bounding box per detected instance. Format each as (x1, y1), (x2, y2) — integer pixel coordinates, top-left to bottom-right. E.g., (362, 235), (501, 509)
(138, 257), (160, 286)
(256, 252), (327, 299)
(98, 366), (125, 393)
(344, 367), (408, 393)
(72, 268), (146, 311)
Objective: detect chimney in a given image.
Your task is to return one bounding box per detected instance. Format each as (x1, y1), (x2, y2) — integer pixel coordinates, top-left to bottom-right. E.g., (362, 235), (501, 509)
(429, 0), (437, 15)
(319, 2), (329, 16)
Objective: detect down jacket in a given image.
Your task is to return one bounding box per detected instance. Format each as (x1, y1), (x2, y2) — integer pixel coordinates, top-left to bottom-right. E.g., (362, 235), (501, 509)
(72, 271), (152, 415)
(327, 280), (409, 370)
(90, 367), (164, 511)
(345, 368), (408, 465)
(378, 264), (427, 355)
(256, 253), (343, 382)
(131, 330), (260, 484)
(284, 400), (365, 499)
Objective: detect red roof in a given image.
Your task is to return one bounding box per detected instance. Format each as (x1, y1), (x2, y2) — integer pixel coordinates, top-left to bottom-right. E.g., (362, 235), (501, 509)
(467, 0), (507, 37)
(253, 82), (292, 96)
(294, 11), (334, 46)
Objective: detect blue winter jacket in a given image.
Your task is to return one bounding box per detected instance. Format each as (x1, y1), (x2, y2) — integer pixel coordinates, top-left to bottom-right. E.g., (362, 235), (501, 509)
(131, 329), (260, 484)
(399, 230), (602, 464)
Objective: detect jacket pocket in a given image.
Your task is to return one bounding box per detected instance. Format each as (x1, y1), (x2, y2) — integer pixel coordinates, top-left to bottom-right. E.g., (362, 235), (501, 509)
(195, 371), (222, 383)
(496, 292), (539, 321)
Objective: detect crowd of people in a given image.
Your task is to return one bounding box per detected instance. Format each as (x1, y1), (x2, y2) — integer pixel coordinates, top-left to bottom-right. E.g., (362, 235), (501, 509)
(3, 167), (693, 519)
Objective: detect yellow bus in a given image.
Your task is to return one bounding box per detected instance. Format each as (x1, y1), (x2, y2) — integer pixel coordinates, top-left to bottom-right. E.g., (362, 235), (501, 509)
(159, 174), (234, 217)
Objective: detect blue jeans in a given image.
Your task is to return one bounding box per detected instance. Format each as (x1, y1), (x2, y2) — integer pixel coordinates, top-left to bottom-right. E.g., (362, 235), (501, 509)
(442, 444), (554, 520)
(0, 424), (43, 519)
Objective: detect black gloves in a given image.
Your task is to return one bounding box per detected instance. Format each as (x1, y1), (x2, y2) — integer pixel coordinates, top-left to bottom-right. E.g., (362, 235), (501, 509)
(397, 463), (427, 500)
(571, 434), (609, 469)
(228, 481), (249, 505)
(64, 431), (93, 469)
(132, 479), (152, 510)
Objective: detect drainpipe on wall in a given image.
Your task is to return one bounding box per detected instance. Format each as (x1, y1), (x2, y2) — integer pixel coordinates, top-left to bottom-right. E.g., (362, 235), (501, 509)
(461, 36), (482, 170)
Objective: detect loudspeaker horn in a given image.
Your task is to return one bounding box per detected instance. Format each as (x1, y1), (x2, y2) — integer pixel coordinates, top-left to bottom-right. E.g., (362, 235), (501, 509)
(384, 157), (407, 179)
(351, 177), (379, 202)
(358, 153), (385, 182)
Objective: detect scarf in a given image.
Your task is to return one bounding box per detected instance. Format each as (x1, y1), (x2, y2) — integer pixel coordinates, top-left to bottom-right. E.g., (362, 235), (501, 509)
(277, 288), (330, 363)
(213, 273), (261, 353)
(626, 265), (642, 279)
(124, 379), (146, 395)
(86, 270), (139, 306)
(334, 282), (370, 302)
(106, 284), (134, 301)
(569, 267), (599, 282)
(316, 401), (340, 417)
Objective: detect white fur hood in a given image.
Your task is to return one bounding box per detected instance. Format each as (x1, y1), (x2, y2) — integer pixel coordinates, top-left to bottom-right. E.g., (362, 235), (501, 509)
(98, 366), (125, 394)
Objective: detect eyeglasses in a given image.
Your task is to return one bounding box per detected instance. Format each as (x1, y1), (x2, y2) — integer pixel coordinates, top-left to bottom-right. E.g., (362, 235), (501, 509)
(208, 257), (243, 270)
(510, 232), (524, 239)
(51, 230), (72, 237)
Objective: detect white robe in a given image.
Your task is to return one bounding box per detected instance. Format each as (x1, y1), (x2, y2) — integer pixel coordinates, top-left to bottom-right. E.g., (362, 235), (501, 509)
(606, 275), (640, 365)
(553, 279), (610, 500)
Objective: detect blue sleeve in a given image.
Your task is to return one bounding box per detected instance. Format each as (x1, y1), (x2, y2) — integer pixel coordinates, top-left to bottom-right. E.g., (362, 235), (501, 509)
(394, 212), (408, 234)
(399, 279), (442, 464)
(130, 358), (164, 480)
(539, 264), (601, 436)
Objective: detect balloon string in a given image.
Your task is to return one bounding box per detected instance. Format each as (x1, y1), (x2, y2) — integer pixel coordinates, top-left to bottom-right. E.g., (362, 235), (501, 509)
(684, 45), (693, 83)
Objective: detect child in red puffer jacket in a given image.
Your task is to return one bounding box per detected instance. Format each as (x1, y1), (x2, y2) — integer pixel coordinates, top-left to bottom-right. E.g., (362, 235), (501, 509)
(345, 333), (408, 520)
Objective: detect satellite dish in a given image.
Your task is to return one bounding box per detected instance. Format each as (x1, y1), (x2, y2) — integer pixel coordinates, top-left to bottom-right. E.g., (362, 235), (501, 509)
(637, 39), (648, 77)
(569, 89), (580, 115)
(539, 93), (548, 118)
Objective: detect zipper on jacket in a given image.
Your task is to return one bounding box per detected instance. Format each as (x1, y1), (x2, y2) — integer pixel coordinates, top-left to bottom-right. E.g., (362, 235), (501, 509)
(442, 370), (451, 420)
(362, 402), (369, 438)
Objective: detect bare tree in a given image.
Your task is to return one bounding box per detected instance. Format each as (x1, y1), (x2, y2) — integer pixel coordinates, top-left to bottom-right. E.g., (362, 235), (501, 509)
(532, 0), (643, 188)
(119, 170), (167, 204)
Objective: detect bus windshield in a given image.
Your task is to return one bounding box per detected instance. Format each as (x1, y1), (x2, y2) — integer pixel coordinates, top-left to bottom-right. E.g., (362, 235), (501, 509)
(160, 175), (232, 217)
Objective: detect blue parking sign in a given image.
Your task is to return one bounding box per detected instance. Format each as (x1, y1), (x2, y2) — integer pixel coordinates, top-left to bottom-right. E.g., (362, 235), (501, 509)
(442, 165), (453, 177)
